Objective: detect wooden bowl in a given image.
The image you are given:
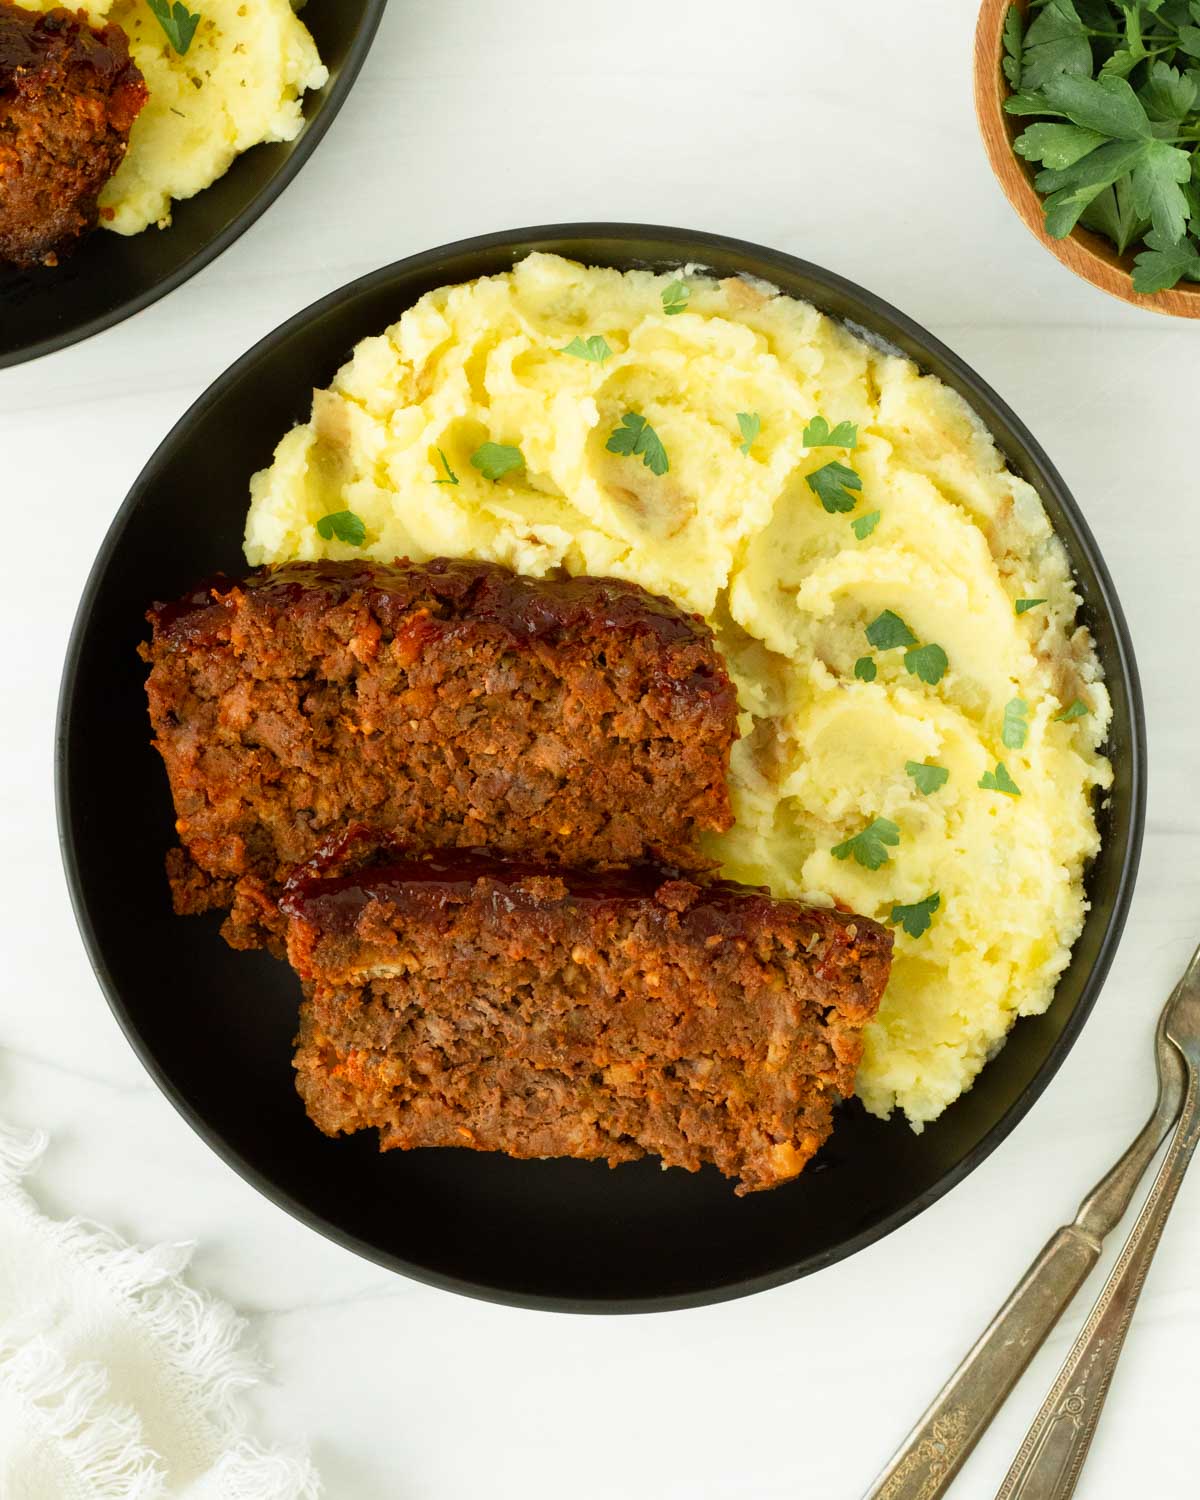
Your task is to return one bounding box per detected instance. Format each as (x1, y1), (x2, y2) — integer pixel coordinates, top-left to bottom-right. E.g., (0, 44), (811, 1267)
(974, 0), (1200, 317)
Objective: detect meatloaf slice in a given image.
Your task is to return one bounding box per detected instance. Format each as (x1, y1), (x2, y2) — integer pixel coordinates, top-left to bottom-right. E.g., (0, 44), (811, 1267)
(0, 3), (146, 267)
(142, 559), (739, 950)
(283, 853), (892, 1194)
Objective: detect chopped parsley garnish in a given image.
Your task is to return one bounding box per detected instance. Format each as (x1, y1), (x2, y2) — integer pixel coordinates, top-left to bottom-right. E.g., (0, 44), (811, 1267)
(1015, 597), (1046, 614)
(864, 612), (947, 683)
(606, 413), (669, 476)
(854, 656), (877, 682)
(806, 460), (862, 513)
(147, 0), (201, 55)
(560, 335), (612, 364)
(889, 891), (941, 939)
(866, 610), (917, 651)
(470, 443), (525, 482)
(432, 448), (459, 485)
(979, 762), (1022, 797)
(906, 761), (949, 796)
(852, 509), (880, 540)
(1002, 697), (1029, 749)
(661, 280), (690, 315)
(904, 643), (949, 686)
(316, 510), (365, 546)
(737, 412), (761, 454)
(831, 817), (901, 871)
(1055, 698), (1091, 722)
(803, 415), (858, 449)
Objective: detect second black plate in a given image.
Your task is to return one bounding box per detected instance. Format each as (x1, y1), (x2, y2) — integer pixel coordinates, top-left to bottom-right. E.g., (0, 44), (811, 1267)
(0, 0), (386, 370)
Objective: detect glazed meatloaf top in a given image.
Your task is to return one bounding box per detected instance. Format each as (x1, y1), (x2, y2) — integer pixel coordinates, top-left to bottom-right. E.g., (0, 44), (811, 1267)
(283, 851), (890, 1065)
(0, 3), (146, 267)
(284, 851), (893, 1192)
(149, 556), (732, 655)
(143, 559), (739, 947)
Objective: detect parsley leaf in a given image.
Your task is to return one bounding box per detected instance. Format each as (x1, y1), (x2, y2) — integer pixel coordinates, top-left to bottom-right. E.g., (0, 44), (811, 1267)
(831, 817), (901, 871)
(737, 412), (761, 454)
(906, 761), (949, 795)
(889, 891), (941, 940)
(1099, 2), (1146, 79)
(1002, 4), (1025, 88)
(432, 448), (459, 485)
(806, 460), (862, 513)
(316, 510), (366, 546)
(470, 443), (525, 482)
(1019, 0), (1092, 92)
(1038, 139), (1149, 237)
(1005, 92), (1071, 118)
(606, 413), (669, 476)
(1015, 597), (1046, 613)
(560, 335), (612, 364)
(979, 762), (1022, 797)
(1078, 175), (1144, 256)
(1129, 140), (1193, 244)
(1040, 71), (1152, 141)
(904, 642), (949, 685)
(1016, 122), (1107, 169)
(852, 509), (881, 540)
(1002, 697), (1030, 749)
(854, 656), (877, 682)
(1055, 698), (1091, 721)
(866, 610), (917, 651)
(1132, 227), (1200, 293)
(803, 415), (859, 449)
(147, 0), (201, 55)
(1140, 61), (1198, 124)
(662, 280), (690, 315)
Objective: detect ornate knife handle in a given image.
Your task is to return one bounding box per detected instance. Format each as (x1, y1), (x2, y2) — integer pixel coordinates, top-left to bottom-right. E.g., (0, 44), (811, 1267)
(996, 1068), (1200, 1500)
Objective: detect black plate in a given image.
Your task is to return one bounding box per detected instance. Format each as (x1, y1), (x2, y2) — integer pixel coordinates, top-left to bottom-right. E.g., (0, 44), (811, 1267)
(0, 0), (386, 370)
(56, 225), (1146, 1312)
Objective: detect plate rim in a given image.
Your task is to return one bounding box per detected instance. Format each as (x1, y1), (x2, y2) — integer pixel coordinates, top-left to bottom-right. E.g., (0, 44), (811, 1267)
(55, 222), (1148, 1313)
(0, 0), (389, 371)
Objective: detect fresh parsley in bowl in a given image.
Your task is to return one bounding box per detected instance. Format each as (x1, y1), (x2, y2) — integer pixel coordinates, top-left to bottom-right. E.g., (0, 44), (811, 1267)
(975, 0), (1200, 315)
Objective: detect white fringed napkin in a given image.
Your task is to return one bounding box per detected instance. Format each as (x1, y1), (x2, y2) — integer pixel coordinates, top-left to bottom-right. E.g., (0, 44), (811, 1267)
(0, 1123), (320, 1499)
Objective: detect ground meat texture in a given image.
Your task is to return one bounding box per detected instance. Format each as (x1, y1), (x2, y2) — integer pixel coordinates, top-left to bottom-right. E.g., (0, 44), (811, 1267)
(283, 853), (893, 1194)
(142, 559), (739, 950)
(0, 3), (146, 267)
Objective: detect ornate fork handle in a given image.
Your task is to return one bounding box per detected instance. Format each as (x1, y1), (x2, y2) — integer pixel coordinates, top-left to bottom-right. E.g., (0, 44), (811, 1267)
(996, 1063), (1200, 1500)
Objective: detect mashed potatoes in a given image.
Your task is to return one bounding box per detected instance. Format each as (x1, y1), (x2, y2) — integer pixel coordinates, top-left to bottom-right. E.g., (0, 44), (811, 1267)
(244, 253), (1113, 1128)
(17, 0), (327, 234)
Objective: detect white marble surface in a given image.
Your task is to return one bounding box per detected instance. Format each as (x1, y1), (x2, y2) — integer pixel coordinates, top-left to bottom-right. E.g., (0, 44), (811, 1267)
(3, 0), (1198, 1494)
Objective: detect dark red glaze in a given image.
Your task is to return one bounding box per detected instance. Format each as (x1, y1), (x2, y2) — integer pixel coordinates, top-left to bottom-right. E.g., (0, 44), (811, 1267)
(1, 5), (122, 77)
(277, 846), (883, 976)
(148, 558), (718, 656)
(282, 848), (723, 915)
(0, 4), (142, 119)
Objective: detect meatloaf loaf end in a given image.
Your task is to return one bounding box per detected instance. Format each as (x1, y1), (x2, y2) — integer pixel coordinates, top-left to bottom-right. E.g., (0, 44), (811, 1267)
(142, 559), (739, 950)
(0, 3), (146, 267)
(283, 853), (893, 1194)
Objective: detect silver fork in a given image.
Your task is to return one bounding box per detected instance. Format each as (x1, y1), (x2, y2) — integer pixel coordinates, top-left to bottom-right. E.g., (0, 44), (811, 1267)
(864, 941), (1199, 1500)
(995, 941), (1200, 1497)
